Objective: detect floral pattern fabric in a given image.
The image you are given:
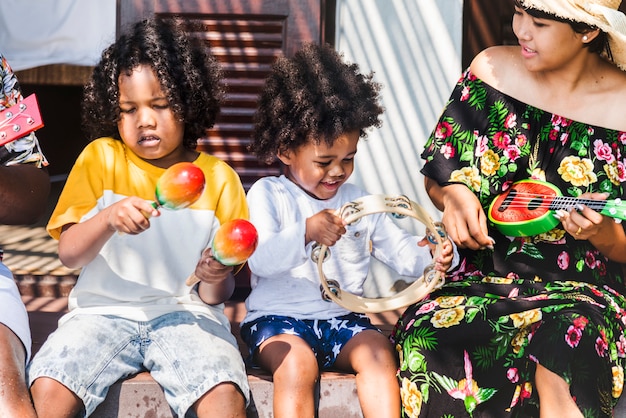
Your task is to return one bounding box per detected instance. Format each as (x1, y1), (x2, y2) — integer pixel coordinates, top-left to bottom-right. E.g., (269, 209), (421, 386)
(392, 70), (626, 417)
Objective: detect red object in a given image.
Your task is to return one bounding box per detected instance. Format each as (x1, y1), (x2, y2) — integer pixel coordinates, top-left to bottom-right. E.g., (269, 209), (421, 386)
(488, 179), (626, 236)
(0, 94), (44, 146)
(155, 162), (205, 209)
(212, 219), (259, 266)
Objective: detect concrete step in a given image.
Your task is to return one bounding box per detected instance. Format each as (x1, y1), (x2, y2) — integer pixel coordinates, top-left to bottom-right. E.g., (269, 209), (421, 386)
(90, 369), (361, 418)
(25, 295), (400, 417)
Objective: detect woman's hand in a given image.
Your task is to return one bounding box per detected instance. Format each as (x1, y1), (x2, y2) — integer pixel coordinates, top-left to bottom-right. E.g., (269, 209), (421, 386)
(425, 178), (494, 250)
(556, 192), (626, 262)
(555, 192), (608, 240)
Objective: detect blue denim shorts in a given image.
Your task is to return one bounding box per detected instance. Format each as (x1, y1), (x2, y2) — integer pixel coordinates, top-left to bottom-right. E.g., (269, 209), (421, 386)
(27, 311), (249, 417)
(240, 313), (380, 369)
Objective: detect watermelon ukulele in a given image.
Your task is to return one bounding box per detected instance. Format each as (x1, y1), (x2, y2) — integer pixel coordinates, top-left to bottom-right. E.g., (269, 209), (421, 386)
(488, 179), (626, 237)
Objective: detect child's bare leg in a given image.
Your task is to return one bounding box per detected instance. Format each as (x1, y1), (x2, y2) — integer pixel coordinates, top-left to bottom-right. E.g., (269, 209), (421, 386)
(334, 330), (400, 418)
(535, 363), (583, 418)
(0, 325), (37, 418)
(194, 382), (247, 418)
(30, 376), (83, 418)
(256, 334), (319, 418)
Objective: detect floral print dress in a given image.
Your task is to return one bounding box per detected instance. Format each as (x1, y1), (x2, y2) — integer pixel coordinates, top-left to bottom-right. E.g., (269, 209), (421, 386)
(392, 70), (626, 418)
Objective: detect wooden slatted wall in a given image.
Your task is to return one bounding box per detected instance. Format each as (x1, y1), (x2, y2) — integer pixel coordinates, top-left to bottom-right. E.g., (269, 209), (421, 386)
(176, 16), (284, 190)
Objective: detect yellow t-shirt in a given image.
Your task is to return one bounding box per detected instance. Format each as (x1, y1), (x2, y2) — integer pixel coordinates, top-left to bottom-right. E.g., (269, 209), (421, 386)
(47, 137), (248, 325)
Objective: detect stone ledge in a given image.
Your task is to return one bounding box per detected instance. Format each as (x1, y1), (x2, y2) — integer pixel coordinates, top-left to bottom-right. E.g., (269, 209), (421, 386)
(91, 370), (363, 418)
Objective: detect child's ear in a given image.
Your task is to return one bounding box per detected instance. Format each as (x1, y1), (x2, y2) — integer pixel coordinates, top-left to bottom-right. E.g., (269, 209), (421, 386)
(277, 150), (292, 165)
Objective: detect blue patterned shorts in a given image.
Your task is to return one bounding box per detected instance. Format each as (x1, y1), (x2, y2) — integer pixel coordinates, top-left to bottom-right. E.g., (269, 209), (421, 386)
(240, 313), (380, 369)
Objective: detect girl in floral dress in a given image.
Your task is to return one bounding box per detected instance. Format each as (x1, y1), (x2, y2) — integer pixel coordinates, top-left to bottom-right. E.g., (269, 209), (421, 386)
(393, 1), (626, 417)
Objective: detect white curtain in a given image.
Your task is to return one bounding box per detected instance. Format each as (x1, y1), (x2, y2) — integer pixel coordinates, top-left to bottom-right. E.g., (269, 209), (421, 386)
(0, 0), (116, 71)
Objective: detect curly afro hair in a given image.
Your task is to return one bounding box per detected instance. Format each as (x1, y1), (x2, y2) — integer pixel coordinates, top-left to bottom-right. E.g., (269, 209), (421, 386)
(250, 42), (384, 164)
(81, 17), (223, 150)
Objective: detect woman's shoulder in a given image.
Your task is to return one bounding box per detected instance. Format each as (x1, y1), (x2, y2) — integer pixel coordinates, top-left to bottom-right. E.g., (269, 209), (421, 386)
(469, 46), (525, 92)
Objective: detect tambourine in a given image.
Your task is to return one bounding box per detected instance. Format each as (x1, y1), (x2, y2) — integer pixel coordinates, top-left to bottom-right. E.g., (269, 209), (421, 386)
(313, 194), (447, 313)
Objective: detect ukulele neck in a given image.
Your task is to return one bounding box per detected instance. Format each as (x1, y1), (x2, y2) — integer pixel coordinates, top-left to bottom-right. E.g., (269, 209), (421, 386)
(549, 196), (604, 212)
(550, 196), (626, 222)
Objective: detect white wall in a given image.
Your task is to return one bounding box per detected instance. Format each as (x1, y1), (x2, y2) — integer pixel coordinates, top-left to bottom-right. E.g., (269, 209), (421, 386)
(336, 0), (463, 215)
(334, 0), (463, 296)
(0, 0), (115, 71)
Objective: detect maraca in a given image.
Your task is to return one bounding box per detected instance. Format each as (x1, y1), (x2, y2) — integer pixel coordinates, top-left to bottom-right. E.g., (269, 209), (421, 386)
(212, 219), (259, 265)
(152, 162), (205, 211)
(185, 219), (258, 286)
(119, 162), (205, 234)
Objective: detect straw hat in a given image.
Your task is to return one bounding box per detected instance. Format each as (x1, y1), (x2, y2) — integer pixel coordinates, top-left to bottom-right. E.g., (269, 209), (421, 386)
(520, 0), (626, 70)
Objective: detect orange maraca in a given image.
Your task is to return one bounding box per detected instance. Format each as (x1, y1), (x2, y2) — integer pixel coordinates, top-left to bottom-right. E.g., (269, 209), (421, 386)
(212, 219), (258, 266)
(153, 162), (205, 210)
(185, 219), (258, 286)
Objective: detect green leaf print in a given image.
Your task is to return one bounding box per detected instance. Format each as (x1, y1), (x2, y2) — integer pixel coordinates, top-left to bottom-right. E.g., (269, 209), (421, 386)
(506, 240), (522, 256)
(410, 326), (438, 352)
(520, 242), (543, 259)
(464, 307), (480, 323)
(460, 149), (474, 162)
(488, 100), (509, 128)
(455, 129), (476, 158)
(405, 348), (426, 373)
(599, 179), (614, 193)
(468, 83), (487, 110)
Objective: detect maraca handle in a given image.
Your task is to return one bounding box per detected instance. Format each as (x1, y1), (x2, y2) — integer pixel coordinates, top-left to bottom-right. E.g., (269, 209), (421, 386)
(185, 263), (246, 287)
(186, 274), (200, 286)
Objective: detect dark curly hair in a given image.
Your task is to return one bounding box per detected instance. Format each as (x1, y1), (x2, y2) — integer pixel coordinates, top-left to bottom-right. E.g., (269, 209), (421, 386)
(250, 42), (384, 164)
(81, 17), (223, 150)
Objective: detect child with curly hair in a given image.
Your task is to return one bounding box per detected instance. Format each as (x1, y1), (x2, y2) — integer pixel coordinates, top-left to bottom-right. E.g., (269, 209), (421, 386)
(28, 18), (249, 417)
(240, 42), (457, 418)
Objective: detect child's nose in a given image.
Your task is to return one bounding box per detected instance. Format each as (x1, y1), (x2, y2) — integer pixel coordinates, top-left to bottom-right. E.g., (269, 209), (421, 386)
(137, 108), (156, 128)
(329, 164), (345, 177)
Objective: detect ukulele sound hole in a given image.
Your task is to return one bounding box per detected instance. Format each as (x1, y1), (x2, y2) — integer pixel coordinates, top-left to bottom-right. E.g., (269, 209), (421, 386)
(528, 197), (542, 210)
(499, 187), (543, 212)
(498, 189), (517, 212)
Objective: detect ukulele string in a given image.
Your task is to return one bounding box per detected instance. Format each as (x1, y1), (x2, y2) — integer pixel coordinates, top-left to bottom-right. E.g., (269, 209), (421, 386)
(0, 104), (30, 130)
(500, 191), (606, 210)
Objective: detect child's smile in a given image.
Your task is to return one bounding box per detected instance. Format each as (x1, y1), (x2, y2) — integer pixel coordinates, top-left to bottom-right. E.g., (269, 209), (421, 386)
(278, 130), (359, 200)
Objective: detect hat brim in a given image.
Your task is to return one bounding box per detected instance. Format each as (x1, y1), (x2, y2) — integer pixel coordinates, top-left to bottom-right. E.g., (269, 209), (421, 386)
(521, 0), (626, 71)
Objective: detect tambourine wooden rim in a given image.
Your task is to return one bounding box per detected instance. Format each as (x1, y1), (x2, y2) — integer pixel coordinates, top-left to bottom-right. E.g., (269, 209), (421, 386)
(315, 194), (446, 313)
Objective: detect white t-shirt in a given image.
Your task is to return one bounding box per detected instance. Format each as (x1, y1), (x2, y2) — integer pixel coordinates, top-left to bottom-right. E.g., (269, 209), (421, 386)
(242, 175), (443, 323)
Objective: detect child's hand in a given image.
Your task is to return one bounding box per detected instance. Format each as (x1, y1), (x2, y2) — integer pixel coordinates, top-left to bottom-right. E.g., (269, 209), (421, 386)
(305, 209), (347, 246)
(419, 237), (454, 272)
(106, 196), (160, 234)
(194, 247), (234, 285)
